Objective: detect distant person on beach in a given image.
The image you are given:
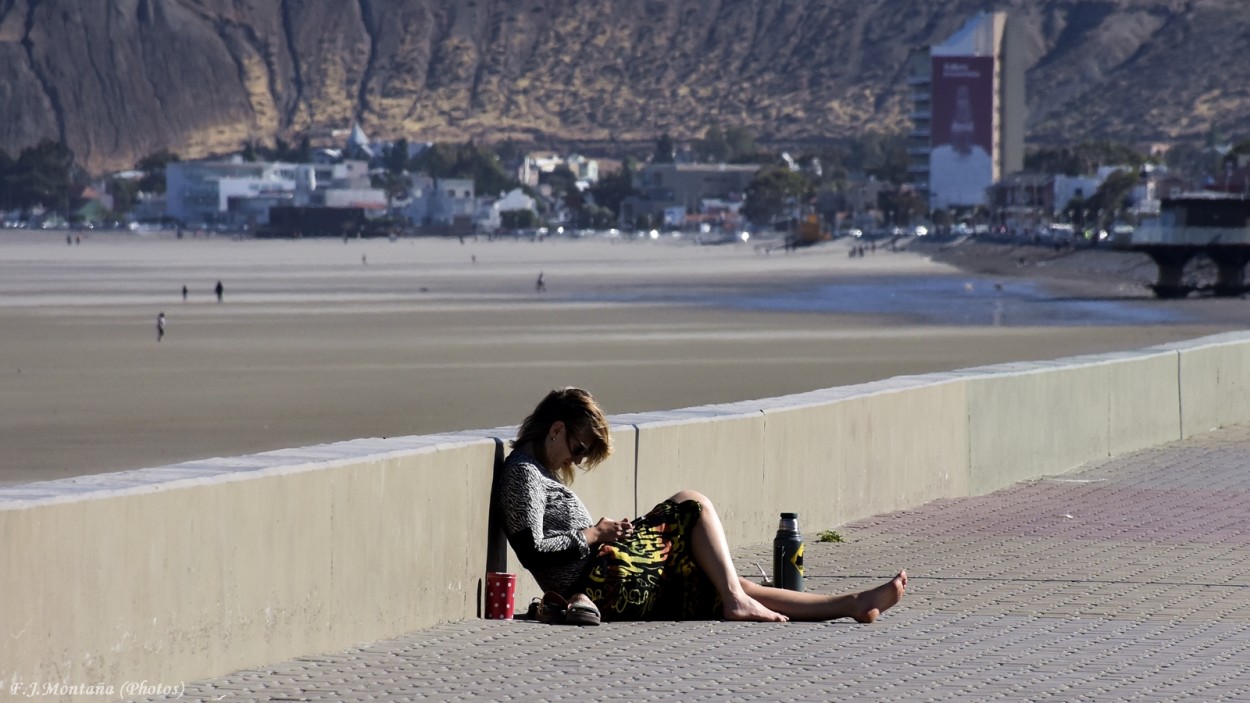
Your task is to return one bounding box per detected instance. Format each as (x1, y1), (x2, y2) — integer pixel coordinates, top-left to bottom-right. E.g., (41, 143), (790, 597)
(496, 387), (907, 624)
(156, 312), (166, 342)
(214, 280), (224, 303)
(536, 272), (546, 292)
(181, 285), (188, 301)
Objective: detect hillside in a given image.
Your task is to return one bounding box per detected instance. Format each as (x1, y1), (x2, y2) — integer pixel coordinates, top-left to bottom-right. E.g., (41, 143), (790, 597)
(1, 0), (1247, 173)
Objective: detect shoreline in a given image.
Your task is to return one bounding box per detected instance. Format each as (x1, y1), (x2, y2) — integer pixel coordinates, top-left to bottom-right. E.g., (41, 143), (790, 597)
(1, 232), (1244, 487)
(917, 239), (1159, 297)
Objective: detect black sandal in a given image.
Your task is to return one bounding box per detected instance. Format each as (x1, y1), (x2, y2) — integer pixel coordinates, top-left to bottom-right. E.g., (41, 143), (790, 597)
(535, 591), (569, 624)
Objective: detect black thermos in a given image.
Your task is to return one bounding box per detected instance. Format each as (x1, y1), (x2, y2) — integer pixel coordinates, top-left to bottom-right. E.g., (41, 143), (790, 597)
(773, 512), (805, 591)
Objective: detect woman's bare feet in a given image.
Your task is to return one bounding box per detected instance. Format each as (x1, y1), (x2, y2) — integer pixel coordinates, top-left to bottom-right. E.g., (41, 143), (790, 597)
(723, 592), (790, 622)
(852, 571), (907, 623)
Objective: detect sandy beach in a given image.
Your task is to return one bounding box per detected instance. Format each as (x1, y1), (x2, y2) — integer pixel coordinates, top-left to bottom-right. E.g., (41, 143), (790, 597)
(1, 230), (1244, 486)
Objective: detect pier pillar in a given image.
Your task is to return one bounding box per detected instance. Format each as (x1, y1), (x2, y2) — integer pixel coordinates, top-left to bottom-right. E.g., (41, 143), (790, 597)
(1209, 247), (1250, 297)
(1142, 247), (1196, 299)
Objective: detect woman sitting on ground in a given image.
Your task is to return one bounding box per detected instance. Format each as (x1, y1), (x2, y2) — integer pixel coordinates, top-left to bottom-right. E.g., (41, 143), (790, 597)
(495, 386), (907, 623)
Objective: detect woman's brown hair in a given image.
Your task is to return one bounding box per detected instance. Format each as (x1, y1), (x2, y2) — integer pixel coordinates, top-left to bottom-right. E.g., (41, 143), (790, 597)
(513, 387), (613, 484)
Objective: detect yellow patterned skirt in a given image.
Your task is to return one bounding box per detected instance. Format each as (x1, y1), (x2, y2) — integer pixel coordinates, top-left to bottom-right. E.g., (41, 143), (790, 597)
(578, 499), (722, 621)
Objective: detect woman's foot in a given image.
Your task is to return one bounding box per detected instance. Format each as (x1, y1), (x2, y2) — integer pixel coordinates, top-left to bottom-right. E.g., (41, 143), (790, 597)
(852, 571), (907, 623)
(723, 592), (789, 622)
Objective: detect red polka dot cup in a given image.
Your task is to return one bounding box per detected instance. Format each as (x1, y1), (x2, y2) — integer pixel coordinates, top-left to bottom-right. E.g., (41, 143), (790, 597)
(485, 572), (517, 620)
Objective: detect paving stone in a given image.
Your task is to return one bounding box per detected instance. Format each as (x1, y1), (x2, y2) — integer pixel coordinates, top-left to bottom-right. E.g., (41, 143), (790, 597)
(126, 425), (1250, 702)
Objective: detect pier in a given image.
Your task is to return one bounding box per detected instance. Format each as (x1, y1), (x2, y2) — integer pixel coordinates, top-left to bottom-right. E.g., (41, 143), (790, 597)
(1132, 195), (1250, 298)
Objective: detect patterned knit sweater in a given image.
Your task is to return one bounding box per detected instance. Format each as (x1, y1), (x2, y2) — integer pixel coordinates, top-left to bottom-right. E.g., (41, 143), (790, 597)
(496, 449), (594, 596)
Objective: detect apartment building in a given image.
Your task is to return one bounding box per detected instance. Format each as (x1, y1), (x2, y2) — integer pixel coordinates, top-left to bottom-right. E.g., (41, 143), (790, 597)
(909, 11), (1025, 211)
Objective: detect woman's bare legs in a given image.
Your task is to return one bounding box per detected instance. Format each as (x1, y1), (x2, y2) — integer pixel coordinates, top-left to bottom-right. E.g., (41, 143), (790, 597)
(672, 490), (789, 622)
(671, 489), (906, 623)
(740, 571), (908, 623)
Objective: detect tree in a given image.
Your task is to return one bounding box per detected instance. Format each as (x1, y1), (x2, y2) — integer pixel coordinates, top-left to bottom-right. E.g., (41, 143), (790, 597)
(239, 136), (310, 164)
(500, 209), (539, 229)
(0, 149), (14, 212)
(1086, 169), (1139, 227)
(385, 138), (409, 175)
(653, 133), (675, 164)
(136, 150), (179, 194)
(494, 139), (525, 165)
(371, 171), (409, 206)
(466, 146), (519, 196)
(723, 127), (757, 163)
(410, 141), (518, 196)
(295, 135), (312, 163)
(1026, 141), (1146, 176)
(541, 164), (578, 197)
(578, 203), (615, 229)
(588, 161), (637, 220)
(1025, 145), (1074, 176)
(107, 177), (141, 214)
(372, 140), (412, 207)
(845, 133), (909, 183)
(693, 125), (728, 163)
(804, 145), (851, 186)
(13, 140), (75, 212)
(691, 124), (759, 163)
(742, 165), (810, 225)
(412, 142), (456, 176)
(878, 188), (927, 227)
(1163, 142), (1215, 181)
(273, 137), (293, 162)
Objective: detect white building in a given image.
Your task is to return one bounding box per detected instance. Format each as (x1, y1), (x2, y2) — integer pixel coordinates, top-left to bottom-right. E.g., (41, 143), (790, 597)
(166, 159), (380, 226)
(565, 154), (599, 184)
(476, 188), (538, 231)
(166, 160), (291, 226)
(402, 176), (477, 226)
(517, 153), (600, 188)
(911, 11), (1025, 210)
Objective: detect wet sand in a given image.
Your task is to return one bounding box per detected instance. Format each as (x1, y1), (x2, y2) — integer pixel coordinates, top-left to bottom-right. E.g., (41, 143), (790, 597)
(1, 231), (1243, 486)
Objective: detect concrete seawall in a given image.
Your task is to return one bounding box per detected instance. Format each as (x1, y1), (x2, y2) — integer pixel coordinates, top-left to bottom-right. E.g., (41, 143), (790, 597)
(4, 331), (1249, 701)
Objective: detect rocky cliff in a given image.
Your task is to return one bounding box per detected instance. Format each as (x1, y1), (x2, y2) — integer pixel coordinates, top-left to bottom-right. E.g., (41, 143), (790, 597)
(1, 0), (1246, 173)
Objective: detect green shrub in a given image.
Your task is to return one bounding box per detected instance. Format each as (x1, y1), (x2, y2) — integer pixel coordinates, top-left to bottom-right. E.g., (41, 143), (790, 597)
(817, 530), (844, 543)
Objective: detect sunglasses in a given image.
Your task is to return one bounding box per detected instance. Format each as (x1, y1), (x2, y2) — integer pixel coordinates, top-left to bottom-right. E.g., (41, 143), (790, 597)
(567, 434), (591, 461)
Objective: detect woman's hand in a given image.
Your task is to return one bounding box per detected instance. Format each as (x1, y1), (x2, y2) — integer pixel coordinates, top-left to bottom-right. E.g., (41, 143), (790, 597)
(584, 517), (634, 546)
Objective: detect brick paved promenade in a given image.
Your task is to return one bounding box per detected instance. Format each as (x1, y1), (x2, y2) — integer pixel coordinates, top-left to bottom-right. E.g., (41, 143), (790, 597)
(135, 426), (1250, 702)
